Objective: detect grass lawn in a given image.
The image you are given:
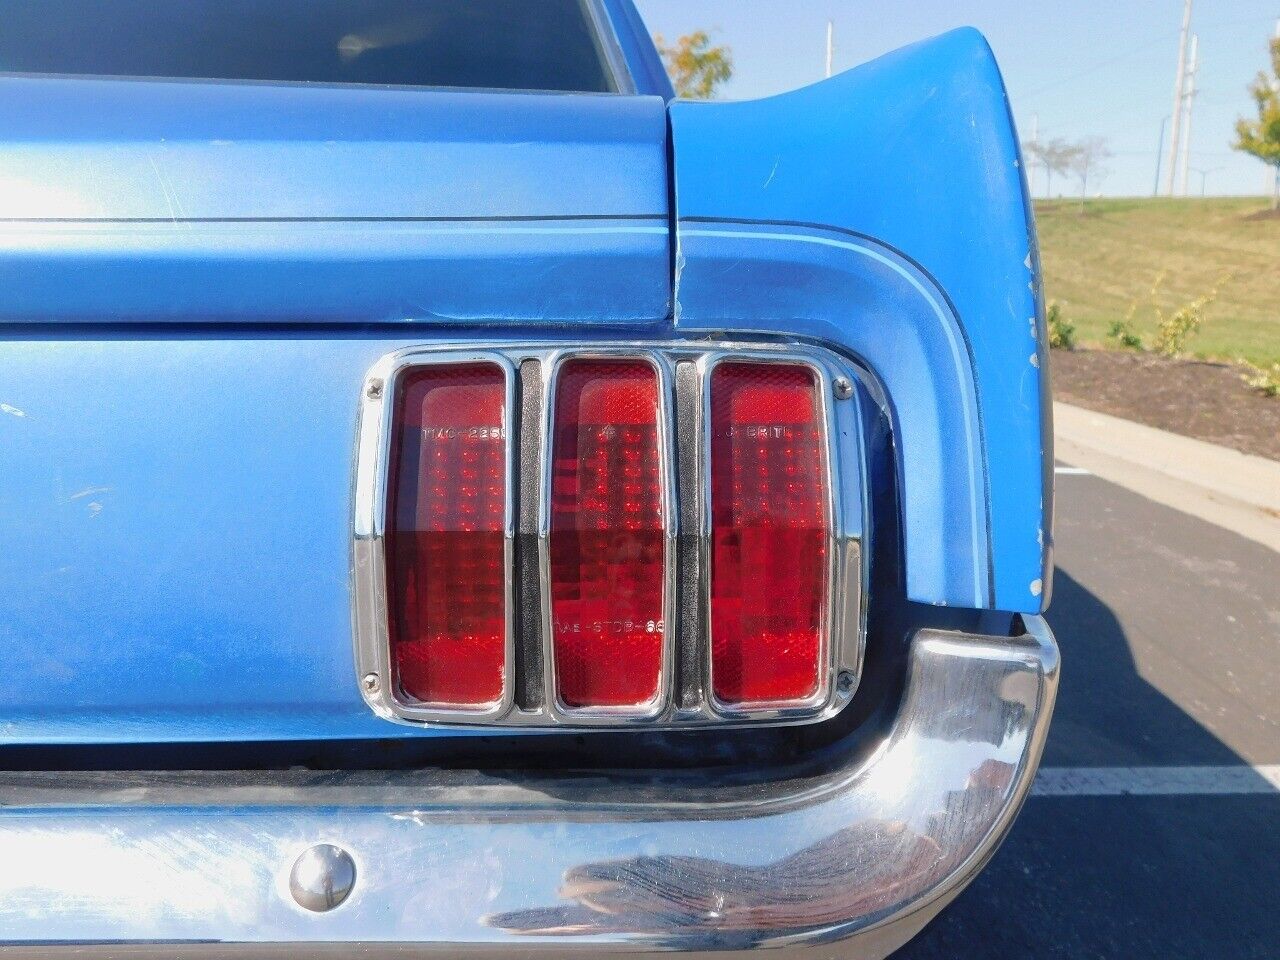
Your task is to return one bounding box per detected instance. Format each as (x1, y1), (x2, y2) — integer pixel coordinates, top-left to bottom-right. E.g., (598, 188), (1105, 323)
(1034, 197), (1280, 366)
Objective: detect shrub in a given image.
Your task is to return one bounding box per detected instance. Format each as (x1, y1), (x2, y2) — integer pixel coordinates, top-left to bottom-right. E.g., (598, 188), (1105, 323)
(1046, 301), (1076, 350)
(1152, 275), (1229, 358)
(1107, 319), (1144, 350)
(1110, 285), (1150, 351)
(1243, 362), (1280, 398)
(1108, 271), (1233, 358)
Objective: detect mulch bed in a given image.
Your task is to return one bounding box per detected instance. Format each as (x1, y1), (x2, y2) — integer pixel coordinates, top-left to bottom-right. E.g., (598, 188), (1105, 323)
(1050, 348), (1280, 462)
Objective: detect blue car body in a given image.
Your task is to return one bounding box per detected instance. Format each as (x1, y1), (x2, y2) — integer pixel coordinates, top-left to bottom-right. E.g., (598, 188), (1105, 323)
(0, 3), (1057, 956)
(0, 23), (1049, 746)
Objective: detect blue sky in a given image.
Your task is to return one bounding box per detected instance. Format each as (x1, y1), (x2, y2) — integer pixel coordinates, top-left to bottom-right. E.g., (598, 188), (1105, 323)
(633, 0), (1280, 197)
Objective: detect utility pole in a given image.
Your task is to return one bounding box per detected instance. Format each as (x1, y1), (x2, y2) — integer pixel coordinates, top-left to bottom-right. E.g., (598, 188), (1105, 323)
(1178, 34), (1199, 197)
(1163, 0), (1193, 197)
(825, 20), (834, 78)
(1154, 115), (1169, 197)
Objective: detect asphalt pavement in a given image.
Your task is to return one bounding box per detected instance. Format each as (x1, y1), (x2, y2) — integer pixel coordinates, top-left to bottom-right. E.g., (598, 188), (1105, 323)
(897, 466), (1280, 958)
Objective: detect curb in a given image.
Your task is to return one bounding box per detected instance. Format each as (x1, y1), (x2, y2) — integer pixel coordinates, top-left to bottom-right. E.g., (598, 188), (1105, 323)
(1053, 402), (1280, 553)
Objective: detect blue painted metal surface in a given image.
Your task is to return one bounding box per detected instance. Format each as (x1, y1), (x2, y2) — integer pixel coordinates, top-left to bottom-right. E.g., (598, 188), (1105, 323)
(1, 337), (537, 744)
(0, 71), (671, 742)
(670, 28), (1051, 614)
(0, 76), (671, 323)
(0, 23), (1051, 745)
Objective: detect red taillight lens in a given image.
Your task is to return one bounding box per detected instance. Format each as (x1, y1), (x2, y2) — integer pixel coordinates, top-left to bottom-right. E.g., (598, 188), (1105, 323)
(550, 360), (665, 709)
(710, 363), (828, 706)
(387, 364), (507, 708)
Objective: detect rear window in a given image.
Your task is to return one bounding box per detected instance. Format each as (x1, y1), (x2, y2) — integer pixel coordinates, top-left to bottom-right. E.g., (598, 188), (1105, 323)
(0, 0), (620, 92)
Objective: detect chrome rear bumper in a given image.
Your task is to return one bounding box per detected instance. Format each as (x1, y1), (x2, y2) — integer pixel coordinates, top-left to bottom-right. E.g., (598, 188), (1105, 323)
(0, 617), (1058, 959)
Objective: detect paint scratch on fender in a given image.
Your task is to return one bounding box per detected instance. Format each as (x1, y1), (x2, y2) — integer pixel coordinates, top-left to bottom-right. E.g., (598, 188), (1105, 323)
(763, 158), (780, 190)
(1, 403), (25, 418)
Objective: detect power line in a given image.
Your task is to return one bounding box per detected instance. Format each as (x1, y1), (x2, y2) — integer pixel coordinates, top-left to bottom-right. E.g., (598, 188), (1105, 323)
(1020, 14), (1275, 99)
(1021, 36), (1169, 98)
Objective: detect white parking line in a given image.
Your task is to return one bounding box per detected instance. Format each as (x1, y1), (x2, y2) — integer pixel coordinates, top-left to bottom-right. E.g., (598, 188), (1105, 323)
(1032, 766), (1280, 797)
(1054, 466), (1092, 476)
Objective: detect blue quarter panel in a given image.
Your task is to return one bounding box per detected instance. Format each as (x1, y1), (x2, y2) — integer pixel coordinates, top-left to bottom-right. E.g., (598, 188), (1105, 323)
(669, 28), (1052, 614)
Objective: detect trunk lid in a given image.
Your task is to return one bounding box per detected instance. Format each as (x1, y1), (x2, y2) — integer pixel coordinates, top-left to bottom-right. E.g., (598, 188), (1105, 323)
(0, 76), (671, 324)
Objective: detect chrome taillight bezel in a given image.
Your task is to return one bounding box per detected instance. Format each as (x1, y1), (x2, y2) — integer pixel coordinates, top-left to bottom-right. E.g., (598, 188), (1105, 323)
(699, 351), (842, 720)
(538, 349), (679, 725)
(352, 350), (519, 725)
(352, 341), (867, 729)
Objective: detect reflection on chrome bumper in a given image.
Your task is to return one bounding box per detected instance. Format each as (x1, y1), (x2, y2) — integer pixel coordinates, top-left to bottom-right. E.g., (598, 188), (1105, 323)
(0, 617), (1058, 959)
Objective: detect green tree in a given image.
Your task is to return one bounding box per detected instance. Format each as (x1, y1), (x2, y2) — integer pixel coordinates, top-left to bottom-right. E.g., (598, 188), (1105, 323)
(1233, 37), (1280, 210)
(654, 31), (733, 100)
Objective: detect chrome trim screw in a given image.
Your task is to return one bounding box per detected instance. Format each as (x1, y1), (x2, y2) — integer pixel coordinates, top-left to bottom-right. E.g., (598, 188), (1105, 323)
(833, 377), (854, 400)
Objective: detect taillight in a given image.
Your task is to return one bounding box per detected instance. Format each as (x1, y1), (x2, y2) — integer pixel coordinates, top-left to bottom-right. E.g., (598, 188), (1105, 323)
(709, 362), (828, 707)
(356, 343), (860, 729)
(549, 359), (666, 710)
(386, 363), (508, 709)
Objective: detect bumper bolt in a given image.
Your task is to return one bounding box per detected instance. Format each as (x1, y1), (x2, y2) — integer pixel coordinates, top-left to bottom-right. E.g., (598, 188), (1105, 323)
(289, 844), (356, 913)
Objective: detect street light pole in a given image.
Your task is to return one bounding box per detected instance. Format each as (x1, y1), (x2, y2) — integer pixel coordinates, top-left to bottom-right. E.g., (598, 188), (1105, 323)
(1192, 167), (1222, 197)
